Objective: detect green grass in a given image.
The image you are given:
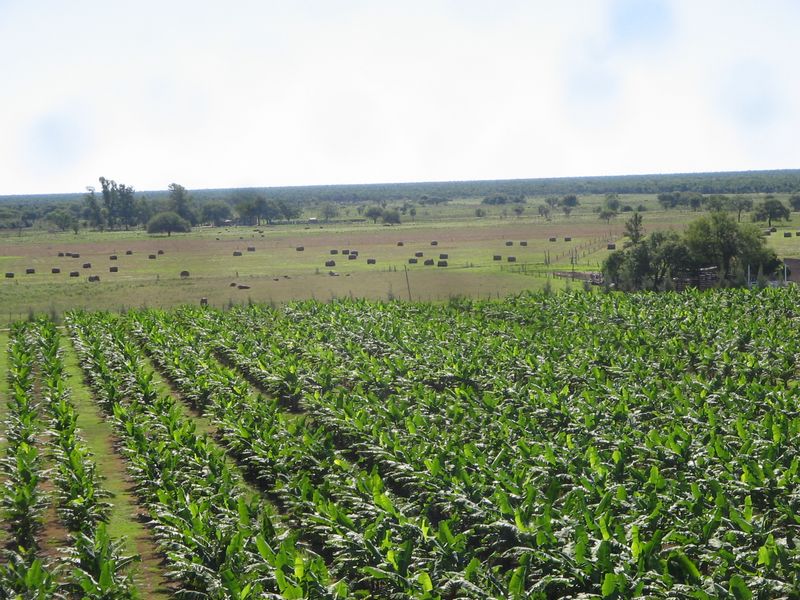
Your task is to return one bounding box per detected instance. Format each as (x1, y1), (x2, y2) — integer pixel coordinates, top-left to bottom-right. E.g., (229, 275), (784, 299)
(0, 331), (8, 548)
(61, 335), (171, 598)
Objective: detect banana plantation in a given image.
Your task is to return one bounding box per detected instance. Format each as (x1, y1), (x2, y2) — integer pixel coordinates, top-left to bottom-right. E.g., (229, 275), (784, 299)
(2, 288), (800, 598)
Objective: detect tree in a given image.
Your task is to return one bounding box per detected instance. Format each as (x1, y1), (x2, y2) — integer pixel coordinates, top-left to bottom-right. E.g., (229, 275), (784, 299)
(381, 208), (401, 224)
(599, 209), (617, 224)
(561, 194), (579, 208)
(321, 203), (339, 223)
(604, 194), (620, 211)
(789, 193), (800, 212)
(624, 211), (644, 245)
(168, 183), (197, 225)
(538, 204), (551, 220)
(364, 206), (383, 224)
(47, 209), (77, 232)
(146, 211), (191, 236)
(512, 205), (524, 217)
(752, 197), (790, 227)
(730, 197), (753, 222)
(409, 207), (416, 222)
(83, 186), (106, 230)
(202, 201), (232, 226)
(475, 208), (486, 218)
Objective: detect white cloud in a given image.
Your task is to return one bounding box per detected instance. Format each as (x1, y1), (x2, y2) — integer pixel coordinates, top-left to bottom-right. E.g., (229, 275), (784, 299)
(0, 0), (798, 194)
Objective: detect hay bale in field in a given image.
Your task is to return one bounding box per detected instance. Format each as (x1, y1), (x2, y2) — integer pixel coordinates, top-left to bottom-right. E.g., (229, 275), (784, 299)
(607, 243), (616, 250)
(149, 254), (157, 259)
(784, 232), (792, 237)
(233, 251), (242, 256)
(237, 284), (250, 289)
(109, 266), (118, 273)
(200, 297), (208, 306)
(796, 231), (800, 236)
(126, 250), (133, 255)
(110, 255), (117, 260)
(5, 272), (13, 278)
(51, 268), (60, 274)
(367, 258), (376, 264)
(437, 260), (448, 267)
(25, 268), (35, 274)
(505, 241), (513, 246)
(296, 246), (304, 251)
(439, 253), (449, 259)
(57, 252), (64, 257)
(565, 237), (572, 242)
(348, 254), (357, 260)
(414, 251), (424, 257)
(82, 263), (91, 269)
(549, 237), (556, 242)
(431, 241), (438, 246)
(69, 271), (79, 277)
(520, 241), (528, 246)
(325, 260), (336, 267)
(424, 259), (434, 266)
(342, 249), (350, 255)
(493, 255), (501, 261)
(72, 253), (80, 258)
(330, 249), (339, 254)
(397, 241), (404, 246)
(247, 246), (255, 252)
(88, 275), (100, 282)
(408, 258), (418, 264)
(158, 249), (165, 255)
(180, 270), (190, 278)
(507, 256), (517, 262)
(351, 250), (359, 256)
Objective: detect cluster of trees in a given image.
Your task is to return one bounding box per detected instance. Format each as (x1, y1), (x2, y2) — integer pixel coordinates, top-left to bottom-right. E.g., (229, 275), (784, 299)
(538, 194), (579, 219)
(231, 191), (301, 226)
(603, 212), (781, 291)
(363, 206), (401, 224)
(481, 194), (526, 205)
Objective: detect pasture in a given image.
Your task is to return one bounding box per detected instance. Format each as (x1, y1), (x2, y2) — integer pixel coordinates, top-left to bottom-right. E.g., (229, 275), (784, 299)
(0, 197), (764, 323)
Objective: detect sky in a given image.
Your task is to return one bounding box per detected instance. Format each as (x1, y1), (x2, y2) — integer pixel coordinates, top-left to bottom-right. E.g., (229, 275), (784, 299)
(0, 0), (798, 195)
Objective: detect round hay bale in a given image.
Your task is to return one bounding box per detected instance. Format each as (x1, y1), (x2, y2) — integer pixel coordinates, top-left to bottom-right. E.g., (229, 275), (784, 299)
(230, 282), (237, 287)
(408, 258), (418, 264)
(109, 266), (118, 273)
(180, 270), (190, 278)
(507, 256), (517, 263)
(51, 268), (60, 274)
(784, 232), (792, 238)
(493, 255), (502, 261)
(795, 231), (800, 237)
(247, 246), (255, 252)
(330, 249), (339, 254)
(237, 284), (250, 289)
(296, 246), (304, 251)
(233, 251), (242, 256)
(437, 260), (448, 267)
(424, 258), (434, 266)
(82, 263), (91, 269)
(431, 241), (438, 246)
(439, 253), (448, 259)
(5, 272), (13, 278)
(88, 275), (100, 282)
(348, 254), (357, 260)
(549, 237), (556, 242)
(505, 241), (513, 246)
(149, 254), (157, 259)
(57, 252), (64, 257)
(200, 297), (208, 306)
(72, 253), (80, 258)
(110, 255), (118, 260)
(564, 236), (572, 242)
(771, 227), (777, 232)
(157, 249), (165, 255)
(125, 250), (133, 255)
(351, 250), (358, 256)
(65, 252), (73, 257)
(607, 243), (616, 250)
(366, 258), (376, 265)
(25, 268), (35, 274)
(325, 260), (336, 267)
(69, 271), (79, 278)
(397, 241), (404, 246)
(414, 251), (424, 257)
(342, 249), (350, 255)
(520, 241), (528, 246)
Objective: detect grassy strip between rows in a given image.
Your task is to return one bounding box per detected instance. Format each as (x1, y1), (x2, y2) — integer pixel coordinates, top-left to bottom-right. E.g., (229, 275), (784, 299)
(60, 334), (171, 598)
(0, 330), (9, 550)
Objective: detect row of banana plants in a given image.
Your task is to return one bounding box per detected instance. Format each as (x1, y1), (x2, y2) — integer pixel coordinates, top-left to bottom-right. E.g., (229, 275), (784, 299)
(126, 308), (506, 598)
(0, 322), (59, 596)
(185, 291), (800, 598)
(66, 311), (341, 599)
(31, 317), (139, 598)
